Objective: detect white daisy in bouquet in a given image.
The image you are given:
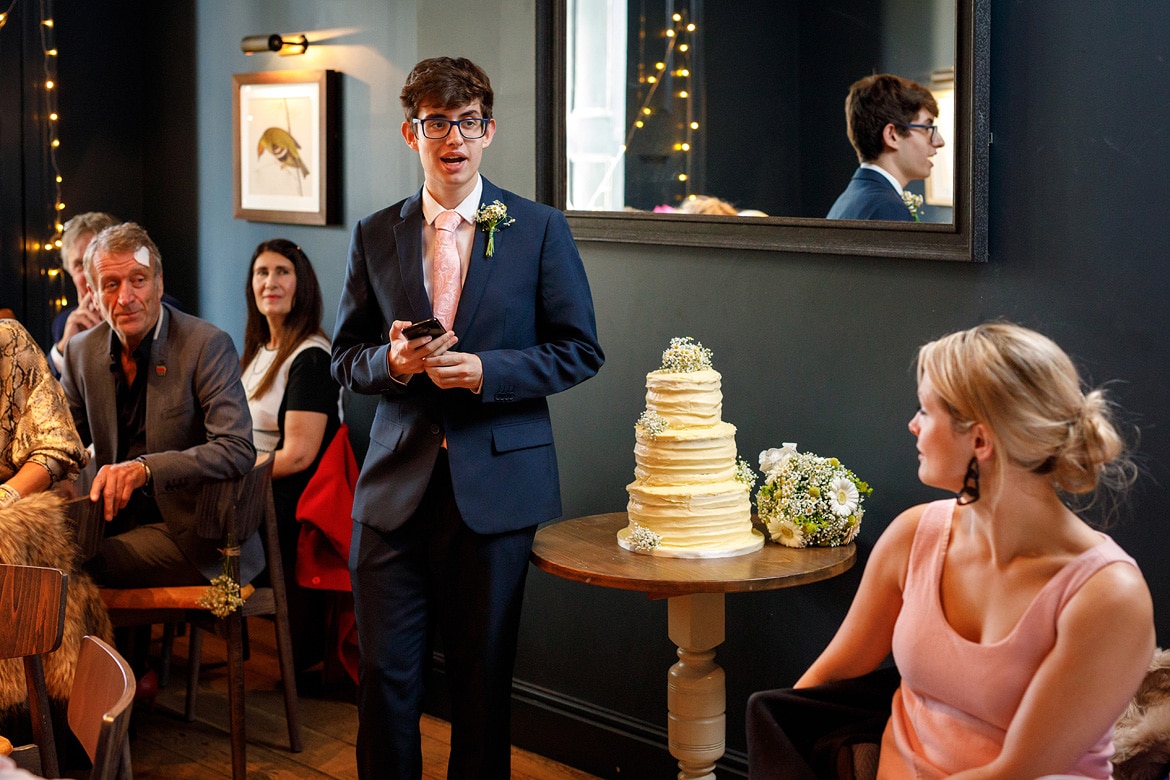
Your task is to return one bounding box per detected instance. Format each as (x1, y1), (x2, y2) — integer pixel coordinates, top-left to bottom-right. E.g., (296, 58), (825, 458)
(755, 443), (871, 548)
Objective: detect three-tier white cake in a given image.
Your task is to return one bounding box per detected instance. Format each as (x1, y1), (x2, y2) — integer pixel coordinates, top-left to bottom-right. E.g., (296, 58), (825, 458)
(619, 338), (764, 558)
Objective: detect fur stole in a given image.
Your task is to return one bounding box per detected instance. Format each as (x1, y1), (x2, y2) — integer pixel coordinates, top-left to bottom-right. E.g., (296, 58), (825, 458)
(1113, 647), (1170, 780)
(0, 491), (114, 710)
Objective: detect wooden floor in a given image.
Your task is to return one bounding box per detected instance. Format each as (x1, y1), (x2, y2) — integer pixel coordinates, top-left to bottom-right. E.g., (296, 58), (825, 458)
(126, 618), (600, 780)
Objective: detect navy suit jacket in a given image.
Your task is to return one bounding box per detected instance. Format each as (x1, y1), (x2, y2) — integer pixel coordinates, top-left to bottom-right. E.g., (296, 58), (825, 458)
(331, 178), (604, 535)
(60, 304), (263, 582)
(826, 167), (913, 221)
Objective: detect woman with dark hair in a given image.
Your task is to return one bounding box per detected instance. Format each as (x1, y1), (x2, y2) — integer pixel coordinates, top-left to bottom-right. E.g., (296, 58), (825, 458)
(747, 322), (1155, 780)
(242, 239), (341, 677)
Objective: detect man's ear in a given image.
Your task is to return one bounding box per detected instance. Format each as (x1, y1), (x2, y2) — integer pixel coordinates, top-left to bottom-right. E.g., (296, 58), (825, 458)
(882, 122), (903, 152)
(401, 120), (419, 150)
(480, 117), (497, 150)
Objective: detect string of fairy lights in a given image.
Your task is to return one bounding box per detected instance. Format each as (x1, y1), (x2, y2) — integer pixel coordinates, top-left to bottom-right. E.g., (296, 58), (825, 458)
(581, 6), (699, 210)
(632, 7), (699, 203)
(0, 0), (66, 309)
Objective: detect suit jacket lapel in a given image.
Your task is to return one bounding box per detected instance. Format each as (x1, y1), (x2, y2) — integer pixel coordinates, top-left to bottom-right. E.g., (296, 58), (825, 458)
(89, 323), (119, 466)
(453, 178), (500, 335)
(145, 306), (172, 453)
(396, 192), (430, 319)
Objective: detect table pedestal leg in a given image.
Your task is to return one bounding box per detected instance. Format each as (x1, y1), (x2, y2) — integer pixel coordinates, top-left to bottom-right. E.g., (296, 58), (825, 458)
(667, 592), (726, 780)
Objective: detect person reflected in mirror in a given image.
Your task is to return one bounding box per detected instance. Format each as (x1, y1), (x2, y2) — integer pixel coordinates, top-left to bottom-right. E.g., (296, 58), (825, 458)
(242, 238), (341, 682)
(677, 195), (740, 216)
(746, 322), (1155, 780)
(59, 222), (262, 590)
(826, 74), (946, 222)
(331, 56), (604, 779)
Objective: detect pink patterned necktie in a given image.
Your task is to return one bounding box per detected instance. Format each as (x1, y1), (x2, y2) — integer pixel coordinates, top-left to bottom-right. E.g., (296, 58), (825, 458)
(431, 209), (463, 330)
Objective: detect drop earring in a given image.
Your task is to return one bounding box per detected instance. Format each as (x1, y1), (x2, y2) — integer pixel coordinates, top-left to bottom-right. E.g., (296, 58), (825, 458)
(955, 457), (980, 505)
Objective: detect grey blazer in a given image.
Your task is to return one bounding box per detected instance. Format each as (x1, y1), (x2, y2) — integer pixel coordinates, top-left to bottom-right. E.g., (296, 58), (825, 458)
(61, 304), (263, 582)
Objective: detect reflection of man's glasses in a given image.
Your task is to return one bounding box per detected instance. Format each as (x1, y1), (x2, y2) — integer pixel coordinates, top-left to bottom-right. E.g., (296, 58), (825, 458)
(412, 117), (490, 139)
(904, 123), (940, 143)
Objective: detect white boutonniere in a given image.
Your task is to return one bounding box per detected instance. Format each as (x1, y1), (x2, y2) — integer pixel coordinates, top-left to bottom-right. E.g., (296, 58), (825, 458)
(902, 190), (924, 222)
(474, 200), (515, 257)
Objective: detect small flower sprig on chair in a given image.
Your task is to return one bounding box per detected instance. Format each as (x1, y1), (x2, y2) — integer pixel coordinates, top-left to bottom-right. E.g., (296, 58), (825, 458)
(196, 533), (245, 618)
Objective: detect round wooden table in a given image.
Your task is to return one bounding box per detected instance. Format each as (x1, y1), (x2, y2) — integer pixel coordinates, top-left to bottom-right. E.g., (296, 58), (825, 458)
(531, 512), (856, 780)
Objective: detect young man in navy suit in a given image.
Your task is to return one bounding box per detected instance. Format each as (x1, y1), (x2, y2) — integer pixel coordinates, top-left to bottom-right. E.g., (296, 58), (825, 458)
(331, 57), (604, 779)
(826, 73), (946, 222)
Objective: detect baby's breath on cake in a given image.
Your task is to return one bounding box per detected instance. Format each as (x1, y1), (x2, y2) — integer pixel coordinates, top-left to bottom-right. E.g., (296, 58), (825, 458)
(627, 522), (662, 552)
(660, 337), (713, 373)
(636, 410), (669, 439)
(734, 457), (757, 488)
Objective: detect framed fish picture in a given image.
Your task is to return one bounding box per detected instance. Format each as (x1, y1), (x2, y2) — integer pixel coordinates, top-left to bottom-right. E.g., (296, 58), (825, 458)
(233, 70), (339, 225)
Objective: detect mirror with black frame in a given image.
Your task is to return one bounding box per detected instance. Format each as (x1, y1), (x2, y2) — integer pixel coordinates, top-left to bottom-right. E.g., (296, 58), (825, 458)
(535, 0), (989, 262)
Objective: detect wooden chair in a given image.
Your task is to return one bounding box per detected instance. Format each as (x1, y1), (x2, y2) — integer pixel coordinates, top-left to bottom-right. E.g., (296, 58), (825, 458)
(66, 455), (302, 780)
(0, 563), (66, 776)
(0, 563), (67, 779)
(67, 636), (134, 780)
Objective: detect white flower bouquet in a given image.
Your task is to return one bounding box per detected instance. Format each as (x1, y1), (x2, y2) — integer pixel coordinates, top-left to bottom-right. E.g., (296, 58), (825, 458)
(755, 443), (871, 548)
(195, 535), (245, 618)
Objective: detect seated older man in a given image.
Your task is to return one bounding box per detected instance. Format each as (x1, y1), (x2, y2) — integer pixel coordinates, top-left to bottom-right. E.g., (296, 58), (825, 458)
(60, 222), (262, 588)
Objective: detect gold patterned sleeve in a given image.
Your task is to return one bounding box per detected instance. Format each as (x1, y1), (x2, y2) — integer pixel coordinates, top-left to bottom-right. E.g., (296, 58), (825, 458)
(0, 319), (89, 485)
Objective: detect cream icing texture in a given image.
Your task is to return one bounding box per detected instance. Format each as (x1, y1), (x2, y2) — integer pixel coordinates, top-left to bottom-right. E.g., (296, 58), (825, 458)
(621, 366), (763, 558)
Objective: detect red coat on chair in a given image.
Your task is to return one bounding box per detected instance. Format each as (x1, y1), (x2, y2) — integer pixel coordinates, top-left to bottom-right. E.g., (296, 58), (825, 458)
(296, 424), (357, 591)
(295, 424), (360, 684)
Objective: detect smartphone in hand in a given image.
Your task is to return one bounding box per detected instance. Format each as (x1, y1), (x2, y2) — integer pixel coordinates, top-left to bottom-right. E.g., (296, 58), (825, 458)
(402, 317), (447, 340)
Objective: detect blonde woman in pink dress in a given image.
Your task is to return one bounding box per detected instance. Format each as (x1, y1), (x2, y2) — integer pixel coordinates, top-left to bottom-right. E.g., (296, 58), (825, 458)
(748, 322), (1155, 779)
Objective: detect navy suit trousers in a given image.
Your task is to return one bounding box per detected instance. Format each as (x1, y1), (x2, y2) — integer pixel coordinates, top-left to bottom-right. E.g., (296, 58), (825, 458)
(350, 449), (537, 780)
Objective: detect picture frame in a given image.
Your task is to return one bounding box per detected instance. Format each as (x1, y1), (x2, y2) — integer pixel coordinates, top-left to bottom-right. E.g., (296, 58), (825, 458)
(232, 69), (339, 225)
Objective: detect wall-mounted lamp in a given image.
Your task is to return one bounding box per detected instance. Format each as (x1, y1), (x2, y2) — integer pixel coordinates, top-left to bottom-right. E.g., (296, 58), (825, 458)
(241, 34), (309, 56)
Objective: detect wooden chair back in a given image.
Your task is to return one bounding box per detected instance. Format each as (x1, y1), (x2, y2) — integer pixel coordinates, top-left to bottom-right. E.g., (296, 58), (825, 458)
(193, 454), (271, 544)
(63, 495), (105, 565)
(0, 563), (67, 779)
(0, 563), (67, 655)
(68, 635), (134, 780)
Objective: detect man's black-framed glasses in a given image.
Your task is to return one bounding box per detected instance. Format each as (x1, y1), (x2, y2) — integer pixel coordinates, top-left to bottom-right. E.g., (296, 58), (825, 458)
(412, 117), (490, 139)
(905, 123), (940, 143)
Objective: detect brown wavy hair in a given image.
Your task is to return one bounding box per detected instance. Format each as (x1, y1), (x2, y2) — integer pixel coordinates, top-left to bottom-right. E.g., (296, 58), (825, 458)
(241, 239), (326, 400)
(845, 73), (939, 163)
(400, 57), (494, 121)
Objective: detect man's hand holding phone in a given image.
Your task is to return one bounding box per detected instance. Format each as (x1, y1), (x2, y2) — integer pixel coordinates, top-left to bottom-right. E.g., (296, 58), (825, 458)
(388, 318), (457, 377)
(402, 317), (447, 340)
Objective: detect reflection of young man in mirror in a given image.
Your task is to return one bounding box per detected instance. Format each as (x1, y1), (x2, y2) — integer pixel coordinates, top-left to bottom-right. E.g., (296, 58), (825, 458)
(827, 74), (946, 222)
